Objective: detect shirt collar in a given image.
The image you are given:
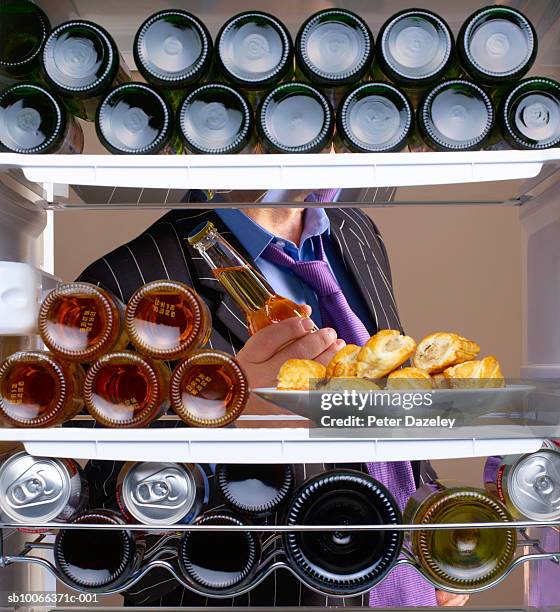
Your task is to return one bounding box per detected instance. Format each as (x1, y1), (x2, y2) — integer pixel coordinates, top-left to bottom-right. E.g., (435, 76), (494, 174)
(215, 209), (330, 259)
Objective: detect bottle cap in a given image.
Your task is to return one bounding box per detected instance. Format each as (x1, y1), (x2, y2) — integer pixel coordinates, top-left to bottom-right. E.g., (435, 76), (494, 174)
(170, 350), (249, 427)
(187, 221), (216, 246)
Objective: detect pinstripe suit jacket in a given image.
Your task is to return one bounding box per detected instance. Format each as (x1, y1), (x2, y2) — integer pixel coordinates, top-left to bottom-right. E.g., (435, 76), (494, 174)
(77, 206), (424, 607)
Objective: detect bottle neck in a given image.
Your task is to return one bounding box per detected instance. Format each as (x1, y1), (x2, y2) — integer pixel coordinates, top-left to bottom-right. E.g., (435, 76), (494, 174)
(194, 233), (275, 314)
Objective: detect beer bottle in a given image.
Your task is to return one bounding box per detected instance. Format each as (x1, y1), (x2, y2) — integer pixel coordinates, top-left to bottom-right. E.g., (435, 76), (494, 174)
(404, 483), (517, 591)
(257, 82), (334, 153)
(187, 221), (315, 333)
(336, 83), (413, 153)
(376, 9), (455, 100)
(178, 511), (260, 593)
(458, 6), (537, 88)
(216, 11), (293, 105)
(84, 351), (170, 428)
(125, 280), (212, 360)
(54, 509), (145, 591)
(0, 83), (83, 154)
(216, 463), (294, 517)
(177, 84), (256, 154)
(295, 9), (374, 106)
(42, 20), (131, 121)
(0, 0), (50, 82)
(170, 349), (249, 428)
(0, 351), (84, 428)
(499, 77), (560, 150)
(284, 469), (403, 595)
(416, 80), (495, 151)
(134, 10), (212, 94)
(96, 83), (180, 155)
(39, 282), (126, 362)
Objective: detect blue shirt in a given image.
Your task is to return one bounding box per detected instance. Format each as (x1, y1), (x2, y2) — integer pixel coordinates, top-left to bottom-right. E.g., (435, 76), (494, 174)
(215, 208), (376, 332)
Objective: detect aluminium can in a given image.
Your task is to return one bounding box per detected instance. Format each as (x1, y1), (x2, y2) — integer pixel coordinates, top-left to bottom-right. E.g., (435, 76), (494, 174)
(116, 461), (208, 526)
(0, 451), (88, 528)
(484, 449), (560, 521)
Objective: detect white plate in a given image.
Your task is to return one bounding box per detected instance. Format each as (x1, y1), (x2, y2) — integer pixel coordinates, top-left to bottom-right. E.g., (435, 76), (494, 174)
(253, 385), (536, 423)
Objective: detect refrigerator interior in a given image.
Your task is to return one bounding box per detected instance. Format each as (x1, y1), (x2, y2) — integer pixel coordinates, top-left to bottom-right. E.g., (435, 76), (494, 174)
(0, 0), (560, 609)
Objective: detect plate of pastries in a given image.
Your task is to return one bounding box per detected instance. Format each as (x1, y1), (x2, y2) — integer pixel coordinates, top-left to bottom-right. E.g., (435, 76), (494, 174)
(253, 330), (534, 418)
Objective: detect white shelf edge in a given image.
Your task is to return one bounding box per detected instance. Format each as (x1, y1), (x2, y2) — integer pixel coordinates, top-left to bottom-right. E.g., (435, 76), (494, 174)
(1, 150), (558, 192)
(0, 428), (544, 463)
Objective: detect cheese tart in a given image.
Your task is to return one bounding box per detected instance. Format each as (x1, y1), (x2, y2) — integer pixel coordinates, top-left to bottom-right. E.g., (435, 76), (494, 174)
(326, 344), (361, 379)
(386, 367), (434, 390)
(443, 355), (505, 389)
(277, 359), (326, 391)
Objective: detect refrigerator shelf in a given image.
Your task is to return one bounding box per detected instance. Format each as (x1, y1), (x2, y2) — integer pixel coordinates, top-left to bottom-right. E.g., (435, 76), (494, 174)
(0, 426), (544, 463)
(0, 150), (559, 209)
(2, 536), (558, 598)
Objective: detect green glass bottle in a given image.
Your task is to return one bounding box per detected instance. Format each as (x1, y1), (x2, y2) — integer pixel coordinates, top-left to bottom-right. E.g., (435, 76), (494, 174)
(336, 83), (413, 153)
(134, 9), (212, 109)
(0, 0), (51, 83)
(41, 20), (131, 121)
(178, 83), (255, 154)
(257, 82), (334, 154)
(458, 6), (537, 88)
(416, 80), (495, 152)
(499, 77), (560, 150)
(0, 83), (83, 154)
(216, 11), (293, 106)
(96, 83), (180, 155)
(376, 9), (456, 101)
(295, 9), (374, 106)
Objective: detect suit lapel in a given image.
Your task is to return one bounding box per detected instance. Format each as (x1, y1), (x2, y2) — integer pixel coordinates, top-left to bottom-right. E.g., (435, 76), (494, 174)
(327, 208), (403, 333)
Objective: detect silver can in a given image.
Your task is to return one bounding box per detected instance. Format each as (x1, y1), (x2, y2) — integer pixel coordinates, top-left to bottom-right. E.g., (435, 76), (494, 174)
(117, 461), (208, 527)
(0, 451), (88, 528)
(484, 449), (560, 521)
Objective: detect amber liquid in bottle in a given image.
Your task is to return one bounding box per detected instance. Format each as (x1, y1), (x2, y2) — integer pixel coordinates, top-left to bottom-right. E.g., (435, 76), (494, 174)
(170, 349), (249, 427)
(39, 282), (127, 363)
(84, 351), (169, 428)
(188, 222), (316, 335)
(126, 280), (212, 360)
(0, 351), (84, 428)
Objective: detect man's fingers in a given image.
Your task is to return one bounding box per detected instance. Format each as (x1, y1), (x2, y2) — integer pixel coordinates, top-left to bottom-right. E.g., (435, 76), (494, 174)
(315, 339), (346, 366)
(274, 327), (339, 365)
(241, 315), (315, 363)
(436, 591), (470, 607)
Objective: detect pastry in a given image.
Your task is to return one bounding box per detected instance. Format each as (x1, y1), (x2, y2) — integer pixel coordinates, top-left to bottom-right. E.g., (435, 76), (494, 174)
(386, 367), (434, 390)
(413, 332), (480, 374)
(432, 373), (450, 389)
(443, 355), (505, 389)
(277, 359), (326, 391)
(326, 344), (361, 379)
(318, 377), (381, 391)
(357, 330), (416, 379)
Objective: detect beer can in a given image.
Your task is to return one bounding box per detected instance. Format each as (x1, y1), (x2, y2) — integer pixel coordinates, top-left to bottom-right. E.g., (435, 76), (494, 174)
(0, 451), (88, 529)
(116, 461), (208, 527)
(484, 449), (560, 521)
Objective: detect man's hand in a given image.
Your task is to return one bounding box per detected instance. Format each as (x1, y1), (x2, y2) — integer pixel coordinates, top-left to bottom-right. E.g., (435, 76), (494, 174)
(237, 307), (345, 389)
(436, 590), (470, 607)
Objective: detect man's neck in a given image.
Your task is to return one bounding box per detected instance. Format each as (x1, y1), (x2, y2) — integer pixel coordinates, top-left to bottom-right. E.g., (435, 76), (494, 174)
(244, 208), (305, 246)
